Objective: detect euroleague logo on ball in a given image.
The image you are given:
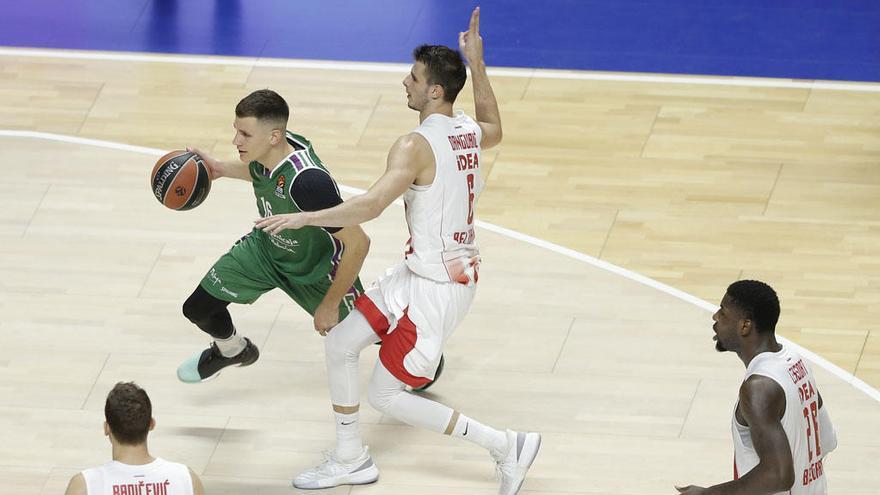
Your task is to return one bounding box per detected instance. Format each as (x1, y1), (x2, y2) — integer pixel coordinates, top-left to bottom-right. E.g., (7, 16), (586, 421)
(175, 185), (187, 197)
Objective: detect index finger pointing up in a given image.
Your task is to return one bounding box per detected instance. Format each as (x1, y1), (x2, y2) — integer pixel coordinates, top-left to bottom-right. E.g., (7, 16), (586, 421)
(469, 6), (480, 34)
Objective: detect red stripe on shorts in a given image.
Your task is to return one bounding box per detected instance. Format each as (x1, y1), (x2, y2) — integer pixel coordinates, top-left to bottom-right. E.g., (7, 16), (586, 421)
(354, 294), (390, 336)
(378, 312), (432, 389)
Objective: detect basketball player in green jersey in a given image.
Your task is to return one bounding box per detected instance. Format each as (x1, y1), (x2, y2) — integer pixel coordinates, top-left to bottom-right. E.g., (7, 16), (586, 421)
(176, 89), (370, 383)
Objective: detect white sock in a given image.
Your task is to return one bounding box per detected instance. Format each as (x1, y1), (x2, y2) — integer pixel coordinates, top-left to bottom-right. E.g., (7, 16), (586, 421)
(450, 412), (508, 455)
(334, 411), (364, 461)
(215, 329), (246, 357)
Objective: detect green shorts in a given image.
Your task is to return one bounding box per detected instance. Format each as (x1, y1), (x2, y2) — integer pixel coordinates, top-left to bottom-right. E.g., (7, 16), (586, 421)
(200, 234), (363, 319)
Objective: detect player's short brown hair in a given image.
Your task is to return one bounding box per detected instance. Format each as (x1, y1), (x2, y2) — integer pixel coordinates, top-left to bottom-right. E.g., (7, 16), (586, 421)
(413, 45), (467, 103)
(235, 89), (289, 128)
(105, 382), (152, 445)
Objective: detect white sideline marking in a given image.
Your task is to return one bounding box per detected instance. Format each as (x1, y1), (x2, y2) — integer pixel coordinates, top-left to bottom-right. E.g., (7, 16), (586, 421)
(1, 47), (879, 92)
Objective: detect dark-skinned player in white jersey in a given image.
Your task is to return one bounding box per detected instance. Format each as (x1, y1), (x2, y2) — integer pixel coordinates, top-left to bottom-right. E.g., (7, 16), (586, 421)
(676, 280), (837, 495)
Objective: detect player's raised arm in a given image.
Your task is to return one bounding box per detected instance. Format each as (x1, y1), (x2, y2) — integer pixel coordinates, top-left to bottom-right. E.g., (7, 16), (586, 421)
(459, 7), (502, 149)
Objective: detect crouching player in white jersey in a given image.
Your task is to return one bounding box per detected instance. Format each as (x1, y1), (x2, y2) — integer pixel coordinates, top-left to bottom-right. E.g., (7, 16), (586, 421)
(64, 382), (204, 495)
(676, 280), (837, 495)
(255, 8), (540, 495)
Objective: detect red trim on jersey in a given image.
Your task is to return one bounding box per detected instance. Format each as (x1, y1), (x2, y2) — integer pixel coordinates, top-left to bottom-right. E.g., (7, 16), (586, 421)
(354, 294), (390, 335)
(733, 456), (739, 480)
(378, 311), (431, 389)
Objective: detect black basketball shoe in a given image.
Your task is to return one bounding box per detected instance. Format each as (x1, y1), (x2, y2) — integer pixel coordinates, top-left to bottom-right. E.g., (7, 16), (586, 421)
(177, 338), (260, 383)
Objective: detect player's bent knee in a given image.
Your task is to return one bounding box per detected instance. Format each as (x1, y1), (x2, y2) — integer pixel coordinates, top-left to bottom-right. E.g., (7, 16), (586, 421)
(324, 311), (375, 364)
(181, 287), (234, 339)
(182, 286), (221, 323)
(367, 383), (397, 414)
(181, 294), (204, 324)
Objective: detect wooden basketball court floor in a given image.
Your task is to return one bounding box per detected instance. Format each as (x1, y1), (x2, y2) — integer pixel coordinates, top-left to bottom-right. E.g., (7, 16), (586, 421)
(0, 49), (878, 493)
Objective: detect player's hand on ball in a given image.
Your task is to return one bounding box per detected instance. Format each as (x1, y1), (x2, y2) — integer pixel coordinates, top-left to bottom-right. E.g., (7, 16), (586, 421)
(187, 147), (223, 180)
(255, 213), (308, 234)
(313, 300), (340, 336)
(674, 485), (706, 494)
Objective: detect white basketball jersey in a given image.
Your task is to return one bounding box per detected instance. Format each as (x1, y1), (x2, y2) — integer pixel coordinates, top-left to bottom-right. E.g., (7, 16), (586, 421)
(81, 458), (193, 495)
(404, 110), (484, 284)
(731, 346), (828, 494)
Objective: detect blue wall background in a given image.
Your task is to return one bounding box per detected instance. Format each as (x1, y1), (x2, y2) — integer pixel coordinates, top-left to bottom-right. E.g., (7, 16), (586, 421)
(2, 1), (879, 81)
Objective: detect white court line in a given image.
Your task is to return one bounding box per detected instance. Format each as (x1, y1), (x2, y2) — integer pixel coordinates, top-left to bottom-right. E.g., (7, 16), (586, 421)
(1, 47), (880, 92)
(2, 128), (878, 404)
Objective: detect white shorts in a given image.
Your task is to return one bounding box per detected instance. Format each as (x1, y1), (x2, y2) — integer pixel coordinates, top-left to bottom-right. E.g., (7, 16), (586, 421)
(355, 261), (475, 388)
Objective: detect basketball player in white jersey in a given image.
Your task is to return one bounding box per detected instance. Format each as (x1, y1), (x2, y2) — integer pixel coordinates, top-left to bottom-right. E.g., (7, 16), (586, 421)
(64, 382), (205, 495)
(676, 280), (837, 495)
(255, 8), (540, 494)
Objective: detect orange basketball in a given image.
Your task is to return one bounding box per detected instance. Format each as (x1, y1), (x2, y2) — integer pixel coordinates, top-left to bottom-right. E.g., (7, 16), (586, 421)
(150, 150), (211, 210)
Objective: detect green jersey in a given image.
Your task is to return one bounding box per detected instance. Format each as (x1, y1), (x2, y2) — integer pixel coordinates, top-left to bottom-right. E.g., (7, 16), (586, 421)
(247, 131), (344, 285)
(200, 130), (361, 313)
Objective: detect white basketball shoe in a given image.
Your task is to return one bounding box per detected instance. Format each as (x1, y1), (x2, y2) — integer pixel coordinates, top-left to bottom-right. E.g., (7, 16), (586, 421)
(493, 429), (542, 495)
(293, 446), (379, 490)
